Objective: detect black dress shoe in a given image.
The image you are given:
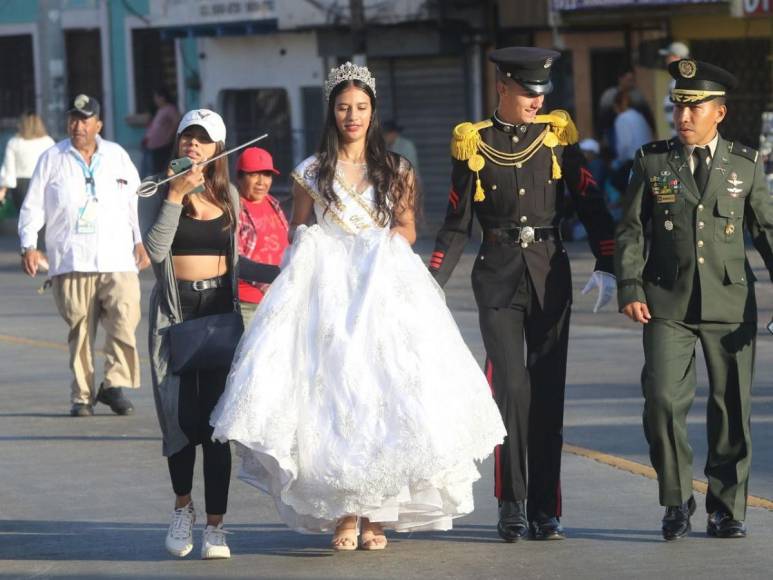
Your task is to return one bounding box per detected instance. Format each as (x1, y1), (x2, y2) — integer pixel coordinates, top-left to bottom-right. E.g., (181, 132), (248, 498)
(529, 516), (565, 540)
(662, 495), (696, 541)
(70, 403), (94, 417)
(707, 511), (746, 538)
(497, 500), (529, 542)
(96, 384), (134, 415)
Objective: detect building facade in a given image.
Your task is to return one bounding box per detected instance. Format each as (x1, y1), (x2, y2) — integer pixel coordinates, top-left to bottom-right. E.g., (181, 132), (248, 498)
(1, 0), (769, 224)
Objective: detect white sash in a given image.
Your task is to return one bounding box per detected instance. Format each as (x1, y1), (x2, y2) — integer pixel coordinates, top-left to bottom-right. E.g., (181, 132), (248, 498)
(291, 157), (384, 234)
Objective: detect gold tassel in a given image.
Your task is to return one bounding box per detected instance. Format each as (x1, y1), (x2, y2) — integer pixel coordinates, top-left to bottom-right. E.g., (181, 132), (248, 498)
(550, 149), (562, 179)
(473, 175), (485, 202)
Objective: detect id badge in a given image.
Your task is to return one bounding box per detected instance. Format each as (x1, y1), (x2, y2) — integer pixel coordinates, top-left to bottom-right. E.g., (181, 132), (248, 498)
(76, 198), (97, 235)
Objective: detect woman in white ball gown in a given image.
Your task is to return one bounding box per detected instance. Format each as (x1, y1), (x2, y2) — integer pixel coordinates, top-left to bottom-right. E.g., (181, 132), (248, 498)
(211, 62), (505, 551)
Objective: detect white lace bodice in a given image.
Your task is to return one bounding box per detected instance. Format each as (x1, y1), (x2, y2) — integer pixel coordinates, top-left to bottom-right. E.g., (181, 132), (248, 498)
(291, 155), (388, 235)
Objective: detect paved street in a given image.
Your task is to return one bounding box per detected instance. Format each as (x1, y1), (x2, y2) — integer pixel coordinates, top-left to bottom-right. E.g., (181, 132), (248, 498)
(1, 230), (772, 580)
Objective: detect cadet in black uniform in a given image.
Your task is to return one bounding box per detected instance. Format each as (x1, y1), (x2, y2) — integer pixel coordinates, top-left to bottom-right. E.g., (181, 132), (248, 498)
(430, 47), (617, 541)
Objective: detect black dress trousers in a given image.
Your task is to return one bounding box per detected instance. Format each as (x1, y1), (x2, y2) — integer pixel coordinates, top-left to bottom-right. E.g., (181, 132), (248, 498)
(478, 264), (571, 520)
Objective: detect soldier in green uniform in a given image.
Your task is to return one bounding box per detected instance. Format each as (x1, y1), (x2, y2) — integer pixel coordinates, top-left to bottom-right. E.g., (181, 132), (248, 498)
(615, 59), (773, 540)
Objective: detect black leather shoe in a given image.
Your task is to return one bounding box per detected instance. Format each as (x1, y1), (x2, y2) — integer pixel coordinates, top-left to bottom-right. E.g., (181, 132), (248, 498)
(707, 511), (746, 538)
(70, 403), (94, 417)
(529, 516), (565, 540)
(662, 495), (696, 541)
(497, 500), (529, 542)
(96, 384), (134, 415)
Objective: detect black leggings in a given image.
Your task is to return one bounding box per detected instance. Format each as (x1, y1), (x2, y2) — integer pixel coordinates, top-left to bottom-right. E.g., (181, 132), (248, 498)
(167, 283), (232, 515)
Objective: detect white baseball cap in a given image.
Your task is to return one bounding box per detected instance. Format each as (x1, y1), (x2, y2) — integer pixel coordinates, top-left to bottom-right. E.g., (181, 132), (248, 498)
(658, 41), (690, 59)
(177, 109), (226, 143)
(579, 138), (600, 155)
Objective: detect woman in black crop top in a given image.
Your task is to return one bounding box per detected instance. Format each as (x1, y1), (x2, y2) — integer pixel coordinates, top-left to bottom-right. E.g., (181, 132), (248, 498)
(140, 109), (278, 560)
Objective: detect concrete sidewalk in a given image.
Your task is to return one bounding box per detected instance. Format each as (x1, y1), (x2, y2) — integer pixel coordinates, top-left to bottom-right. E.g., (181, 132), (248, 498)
(1, 232), (772, 579)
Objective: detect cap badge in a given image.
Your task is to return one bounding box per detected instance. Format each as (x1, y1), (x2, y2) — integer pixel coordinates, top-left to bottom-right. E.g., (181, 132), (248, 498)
(678, 59), (697, 79)
(544, 57), (553, 69)
(74, 94), (89, 109)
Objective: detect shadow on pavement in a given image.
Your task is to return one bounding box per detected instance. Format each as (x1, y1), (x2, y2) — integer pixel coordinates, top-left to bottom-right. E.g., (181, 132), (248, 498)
(0, 521), (532, 561)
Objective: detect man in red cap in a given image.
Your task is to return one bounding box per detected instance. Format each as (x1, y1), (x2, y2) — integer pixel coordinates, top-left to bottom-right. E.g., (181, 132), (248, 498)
(235, 147), (289, 325)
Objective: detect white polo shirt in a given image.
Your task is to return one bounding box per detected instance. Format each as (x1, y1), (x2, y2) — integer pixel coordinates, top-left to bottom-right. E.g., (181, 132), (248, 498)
(18, 136), (142, 276)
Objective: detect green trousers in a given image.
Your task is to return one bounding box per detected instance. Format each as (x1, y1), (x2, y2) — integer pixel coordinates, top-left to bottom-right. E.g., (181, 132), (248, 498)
(642, 318), (755, 519)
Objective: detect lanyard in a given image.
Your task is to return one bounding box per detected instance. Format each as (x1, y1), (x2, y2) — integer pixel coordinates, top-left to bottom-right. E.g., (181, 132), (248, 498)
(69, 147), (101, 200)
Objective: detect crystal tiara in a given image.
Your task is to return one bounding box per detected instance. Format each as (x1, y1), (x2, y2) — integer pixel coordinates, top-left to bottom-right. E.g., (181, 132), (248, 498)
(324, 61), (376, 101)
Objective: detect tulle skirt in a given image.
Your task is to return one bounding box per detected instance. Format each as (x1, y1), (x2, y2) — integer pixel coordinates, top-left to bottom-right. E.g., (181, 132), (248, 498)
(211, 225), (505, 532)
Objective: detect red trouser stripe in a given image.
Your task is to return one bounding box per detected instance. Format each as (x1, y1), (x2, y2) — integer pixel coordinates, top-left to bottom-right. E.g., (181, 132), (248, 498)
(486, 357), (503, 499)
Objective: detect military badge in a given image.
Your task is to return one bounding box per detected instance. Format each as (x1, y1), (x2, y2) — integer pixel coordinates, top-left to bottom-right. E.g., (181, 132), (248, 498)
(650, 176), (661, 195)
(727, 172), (744, 197)
(725, 223), (735, 236)
(678, 59), (697, 79)
(664, 220), (674, 231)
(657, 189), (676, 204)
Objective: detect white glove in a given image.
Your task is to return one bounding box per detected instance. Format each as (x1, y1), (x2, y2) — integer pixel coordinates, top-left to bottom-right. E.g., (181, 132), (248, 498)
(581, 270), (617, 313)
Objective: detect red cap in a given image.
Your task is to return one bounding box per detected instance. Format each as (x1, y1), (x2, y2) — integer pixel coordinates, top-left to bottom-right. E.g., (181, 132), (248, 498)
(236, 147), (279, 174)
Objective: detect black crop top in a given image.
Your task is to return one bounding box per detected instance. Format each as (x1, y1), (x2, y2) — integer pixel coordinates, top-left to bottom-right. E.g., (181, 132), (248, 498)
(171, 212), (230, 256)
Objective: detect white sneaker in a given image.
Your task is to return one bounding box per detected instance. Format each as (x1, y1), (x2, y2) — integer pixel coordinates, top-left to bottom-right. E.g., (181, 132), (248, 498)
(165, 502), (196, 557)
(201, 523), (231, 560)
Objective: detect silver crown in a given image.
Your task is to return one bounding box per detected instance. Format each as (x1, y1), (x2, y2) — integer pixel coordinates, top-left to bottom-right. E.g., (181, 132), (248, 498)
(324, 61), (376, 101)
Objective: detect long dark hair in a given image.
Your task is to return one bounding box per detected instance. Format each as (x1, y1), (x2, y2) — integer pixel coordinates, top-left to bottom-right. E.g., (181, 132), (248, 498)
(169, 137), (235, 228)
(316, 80), (416, 226)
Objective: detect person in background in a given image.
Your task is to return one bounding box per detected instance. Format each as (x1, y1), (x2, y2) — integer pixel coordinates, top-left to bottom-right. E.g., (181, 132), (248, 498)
(658, 41), (690, 138)
(597, 69), (656, 149)
(141, 87), (180, 175)
(0, 113), (55, 260)
(235, 147), (289, 326)
(579, 138), (607, 187)
(383, 120), (420, 180)
(18, 94), (147, 417)
(611, 89), (653, 194)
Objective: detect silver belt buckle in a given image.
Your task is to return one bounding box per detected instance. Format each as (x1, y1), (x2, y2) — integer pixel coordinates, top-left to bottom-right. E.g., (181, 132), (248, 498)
(519, 226), (535, 248)
(191, 280), (207, 291)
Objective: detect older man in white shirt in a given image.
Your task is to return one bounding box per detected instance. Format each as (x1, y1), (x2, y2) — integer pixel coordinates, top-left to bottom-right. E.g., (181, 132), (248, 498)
(19, 94), (149, 417)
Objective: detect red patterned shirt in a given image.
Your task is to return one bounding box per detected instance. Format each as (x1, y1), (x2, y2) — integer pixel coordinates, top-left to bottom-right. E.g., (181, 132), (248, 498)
(237, 195), (289, 304)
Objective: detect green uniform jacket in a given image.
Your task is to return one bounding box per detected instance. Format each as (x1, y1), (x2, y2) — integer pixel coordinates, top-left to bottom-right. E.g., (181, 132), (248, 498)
(615, 135), (773, 323)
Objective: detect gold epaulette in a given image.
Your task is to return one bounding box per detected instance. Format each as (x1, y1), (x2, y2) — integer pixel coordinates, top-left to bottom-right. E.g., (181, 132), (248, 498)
(450, 119), (493, 161)
(450, 120), (492, 202)
(534, 110), (579, 180)
(534, 109), (579, 146)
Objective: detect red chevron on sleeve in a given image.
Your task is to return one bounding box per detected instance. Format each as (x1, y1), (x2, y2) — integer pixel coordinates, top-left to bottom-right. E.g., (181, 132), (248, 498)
(578, 167), (597, 197)
(448, 188), (460, 210)
(599, 239), (616, 256)
(430, 250), (445, 269)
